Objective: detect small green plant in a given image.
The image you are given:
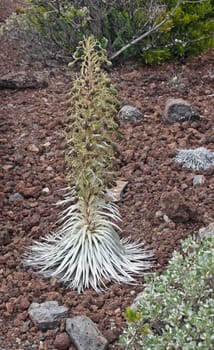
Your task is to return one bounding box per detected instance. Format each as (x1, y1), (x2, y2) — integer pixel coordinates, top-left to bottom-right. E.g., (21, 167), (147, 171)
(23, 36), (153, 293)
(120, 234), (214, 349)
(123, 307), (152, 345)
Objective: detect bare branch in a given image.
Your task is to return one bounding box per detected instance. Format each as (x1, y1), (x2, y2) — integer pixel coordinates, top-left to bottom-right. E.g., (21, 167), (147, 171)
(110, 0), (183, 60)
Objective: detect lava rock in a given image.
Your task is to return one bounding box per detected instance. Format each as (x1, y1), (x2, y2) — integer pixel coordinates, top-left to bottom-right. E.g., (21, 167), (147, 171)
(54, 332), (71, 350)
(198, 222), (214, 240)
(9, 192), (24, 202)
(118, 105), (144, 121)
(160, 189), (197, 223)
(16, 181), (41, 198)
(0, 71), (48, 90)
(163, 98), (200, 123)
(106, 180), (128, 202)
(28, 301), (68, 331)
(28, 144), (40, 153)
(19, 296), (30, 311)
(0, 229), (13, 245)
(66, 316), (108, 350)
(193, 175), (206, 186)
(104, 329), (120, 344)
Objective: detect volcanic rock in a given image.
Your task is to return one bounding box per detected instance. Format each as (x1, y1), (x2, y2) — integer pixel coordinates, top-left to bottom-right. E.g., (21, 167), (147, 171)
(163, 98), (200, 123)
(118, 105), (144, 121)
(160, 189), (197, 222)
(66, 316), (108, 350)
(0, 71), (48, 90)
(54, 332), (71, 350)
(28, 301), (68, 331)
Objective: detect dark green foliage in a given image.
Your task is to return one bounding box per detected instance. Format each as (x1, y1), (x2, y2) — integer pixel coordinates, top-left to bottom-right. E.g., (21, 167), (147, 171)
(143, 0), (214, 63)
(24, 0), (214, 63)
(24, 1), (87, 52)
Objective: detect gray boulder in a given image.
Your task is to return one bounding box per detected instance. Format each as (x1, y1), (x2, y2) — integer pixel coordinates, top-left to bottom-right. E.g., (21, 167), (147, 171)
(163, 98), (200, 123)
(66, 316), (108, 350)
(118, 105), (144, 121)
(28, 301), (68, 331)
(0, 71), (48, 90)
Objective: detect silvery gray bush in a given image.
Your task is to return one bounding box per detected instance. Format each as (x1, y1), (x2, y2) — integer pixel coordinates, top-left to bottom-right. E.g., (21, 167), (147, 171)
(120, 234), (214, 349)
(175, 147), (214, 170)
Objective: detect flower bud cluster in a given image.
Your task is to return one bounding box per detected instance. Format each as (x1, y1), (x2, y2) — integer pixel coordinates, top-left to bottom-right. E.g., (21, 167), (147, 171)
(66, 36), (120, 199)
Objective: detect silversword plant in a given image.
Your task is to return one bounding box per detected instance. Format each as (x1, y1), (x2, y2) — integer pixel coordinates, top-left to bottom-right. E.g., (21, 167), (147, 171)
(24, 36), (153, 293)
(175, 147), (214, 170)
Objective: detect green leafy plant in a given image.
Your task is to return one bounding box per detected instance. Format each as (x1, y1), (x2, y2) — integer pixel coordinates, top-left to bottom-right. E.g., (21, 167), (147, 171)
(140, 0), (214, 63)
(122, 307), (152, 347)
(2, 1), (213, 64)
(20, 0), (213, 63)
(120, 234), (214, 349)
(24, 1), (87, 52)
(23, 36), (153, 293)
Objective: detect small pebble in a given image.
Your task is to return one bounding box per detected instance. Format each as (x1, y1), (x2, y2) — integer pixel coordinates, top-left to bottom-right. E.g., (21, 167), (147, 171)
(42, 187), (50, 194)
(193, 175), (205, 186)
(54, 333), (71, 350)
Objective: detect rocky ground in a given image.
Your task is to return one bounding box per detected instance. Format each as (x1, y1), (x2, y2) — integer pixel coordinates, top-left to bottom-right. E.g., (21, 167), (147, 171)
(0, 2), (214, 350)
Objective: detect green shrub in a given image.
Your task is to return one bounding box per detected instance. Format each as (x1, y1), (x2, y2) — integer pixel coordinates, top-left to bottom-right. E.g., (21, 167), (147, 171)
(141, 0), (214, 63)
(23, 0), (149, 56)
(24, 1), (87, 53)
(120, 234), (214, 349)
(21, 0), (213, 63)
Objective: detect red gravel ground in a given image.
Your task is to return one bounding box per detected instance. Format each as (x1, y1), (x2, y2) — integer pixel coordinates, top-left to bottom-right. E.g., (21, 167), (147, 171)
(0, 2), (214, 349)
